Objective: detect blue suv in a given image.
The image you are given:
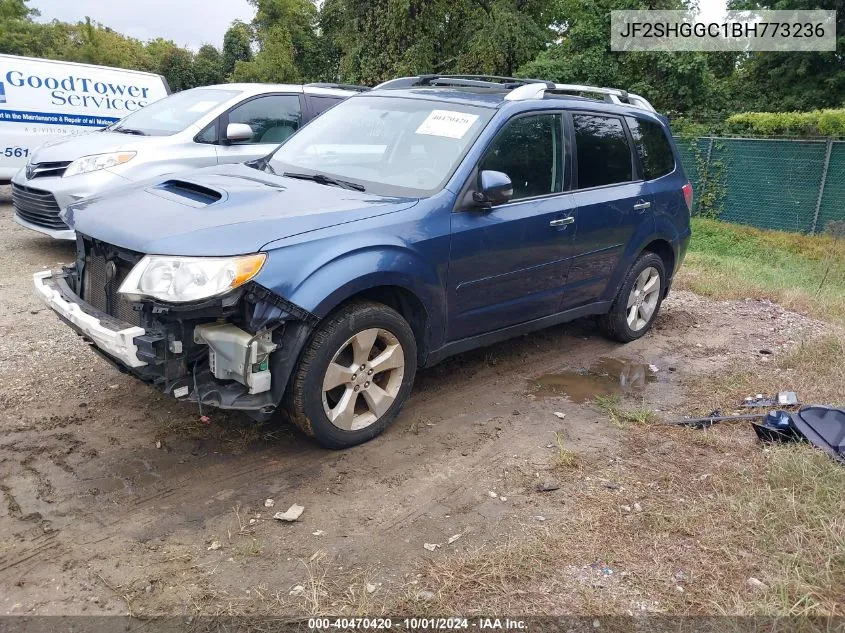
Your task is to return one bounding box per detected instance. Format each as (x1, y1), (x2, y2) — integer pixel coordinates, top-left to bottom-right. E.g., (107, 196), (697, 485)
(35, 75), (692, 449)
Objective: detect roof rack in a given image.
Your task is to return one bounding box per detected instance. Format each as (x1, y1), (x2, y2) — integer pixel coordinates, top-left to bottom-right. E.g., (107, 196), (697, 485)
(305, 82), (370, 92)
(374, 75), (555, 91)
(371, 75), (655, 112)
(505, 82), (655, 112)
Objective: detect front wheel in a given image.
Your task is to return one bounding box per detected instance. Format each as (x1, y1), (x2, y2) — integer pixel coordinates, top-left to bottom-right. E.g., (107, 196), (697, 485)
(600, 252), (666, 343)
(286, 300), (417, 449)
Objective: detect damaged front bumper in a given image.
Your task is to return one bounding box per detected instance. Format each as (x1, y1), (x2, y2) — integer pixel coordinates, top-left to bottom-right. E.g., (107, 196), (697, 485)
(35, 270), (147, 368)
(33, 267), (316, 419)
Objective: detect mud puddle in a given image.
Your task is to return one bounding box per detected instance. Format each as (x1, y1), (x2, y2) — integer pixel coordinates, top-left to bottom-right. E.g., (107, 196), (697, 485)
(533, 357), (659, 403)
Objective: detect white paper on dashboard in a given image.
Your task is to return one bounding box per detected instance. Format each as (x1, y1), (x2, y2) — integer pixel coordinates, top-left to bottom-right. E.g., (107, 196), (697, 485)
(188, 101), (219, 113)
(415, 110), (479, 139)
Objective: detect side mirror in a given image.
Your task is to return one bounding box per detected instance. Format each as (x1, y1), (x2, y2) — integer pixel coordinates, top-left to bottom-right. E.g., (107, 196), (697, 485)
(226, 123), (253, 142)
(473, 170), (513, 208)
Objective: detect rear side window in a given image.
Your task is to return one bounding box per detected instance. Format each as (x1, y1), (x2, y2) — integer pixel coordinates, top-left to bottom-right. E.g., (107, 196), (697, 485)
(309, 96), (344, 116)
(227, 94), (302, 144)
(572, 114), (632, 189)
(480, 113), (563, 200)
(627, 117), (676, 180)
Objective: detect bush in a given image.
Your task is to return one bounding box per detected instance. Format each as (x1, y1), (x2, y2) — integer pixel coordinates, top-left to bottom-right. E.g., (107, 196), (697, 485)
(669, 116), (720, 138)
(725, 109), (845, 138)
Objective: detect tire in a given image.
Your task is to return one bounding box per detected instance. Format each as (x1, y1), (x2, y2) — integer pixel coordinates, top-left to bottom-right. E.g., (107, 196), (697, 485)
(600, 252), (666, 343)
(286, 300), (417, 449)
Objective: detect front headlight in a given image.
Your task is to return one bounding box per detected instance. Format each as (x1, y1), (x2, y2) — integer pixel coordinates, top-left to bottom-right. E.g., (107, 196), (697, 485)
(63, 151), (136, 178)
(118, 254), (266, 303)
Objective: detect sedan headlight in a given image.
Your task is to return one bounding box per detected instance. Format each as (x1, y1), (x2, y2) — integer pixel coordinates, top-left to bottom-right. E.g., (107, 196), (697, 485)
(63, 151), (136, 178)
(118, 254), (266, 303)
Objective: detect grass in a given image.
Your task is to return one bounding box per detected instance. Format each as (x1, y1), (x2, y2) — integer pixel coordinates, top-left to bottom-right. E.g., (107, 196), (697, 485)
(386, 427), (845, 616)
(685, 332), (845, 417)
(388, 219), (845, 616)
(737, 445), (845, 614)
(594, 394), (658, 428)
(554, 431), (578, 469)
(677, 218), (845, 323)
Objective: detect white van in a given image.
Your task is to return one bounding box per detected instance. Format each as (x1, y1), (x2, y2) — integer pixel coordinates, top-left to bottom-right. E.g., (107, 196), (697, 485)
(0, 54), (170, 183)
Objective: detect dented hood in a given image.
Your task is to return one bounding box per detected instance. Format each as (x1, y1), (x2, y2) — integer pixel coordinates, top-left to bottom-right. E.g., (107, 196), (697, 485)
(64, 163), (419, 256)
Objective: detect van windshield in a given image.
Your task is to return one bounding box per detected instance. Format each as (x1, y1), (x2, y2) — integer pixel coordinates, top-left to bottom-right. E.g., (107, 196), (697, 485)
(108, 88), (240, 136)
(267, 96), (494, 197)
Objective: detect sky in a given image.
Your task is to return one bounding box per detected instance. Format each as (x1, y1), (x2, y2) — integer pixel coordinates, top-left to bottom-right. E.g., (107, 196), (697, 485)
(30, 0), (255, 51)
(29, 0), (729, 52)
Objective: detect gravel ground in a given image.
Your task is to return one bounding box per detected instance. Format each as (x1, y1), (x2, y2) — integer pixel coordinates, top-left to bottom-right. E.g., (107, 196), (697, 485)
(0, 185), (824, 615)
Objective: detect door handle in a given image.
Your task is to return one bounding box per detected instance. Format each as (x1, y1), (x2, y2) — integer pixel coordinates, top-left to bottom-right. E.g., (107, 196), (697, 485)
(633, 201), (651, 211)
(549, 217), (575, 227)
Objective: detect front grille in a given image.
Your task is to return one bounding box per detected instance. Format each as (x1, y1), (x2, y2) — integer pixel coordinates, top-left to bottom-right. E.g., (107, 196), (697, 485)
(28, 161), (72, 179)
(12, 183), (67, 230)
(82, 249), (141, 326)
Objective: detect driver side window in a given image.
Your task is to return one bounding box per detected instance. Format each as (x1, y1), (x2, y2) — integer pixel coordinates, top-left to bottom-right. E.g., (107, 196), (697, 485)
(479, 114), (563, 201)
(226, 95), (302, 145)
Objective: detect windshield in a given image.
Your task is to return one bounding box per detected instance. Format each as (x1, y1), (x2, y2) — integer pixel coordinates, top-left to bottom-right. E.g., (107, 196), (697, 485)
(267, 96), (494, 196)
(109, 88), (240, 136)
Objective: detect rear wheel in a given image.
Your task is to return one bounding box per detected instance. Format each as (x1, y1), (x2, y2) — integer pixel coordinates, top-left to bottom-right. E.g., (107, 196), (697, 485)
(286, 300), (417, 449)
(600, 252), (666, 343)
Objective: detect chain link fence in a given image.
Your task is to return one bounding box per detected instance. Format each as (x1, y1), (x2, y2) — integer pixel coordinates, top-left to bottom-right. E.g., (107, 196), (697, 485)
(674, 137), (845, 234)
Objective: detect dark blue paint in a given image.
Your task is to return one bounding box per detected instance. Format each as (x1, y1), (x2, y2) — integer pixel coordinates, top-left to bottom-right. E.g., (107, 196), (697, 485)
(564, 181), (654, 309)
(448, 194), (577, 340)
(65, 89), (691, 364)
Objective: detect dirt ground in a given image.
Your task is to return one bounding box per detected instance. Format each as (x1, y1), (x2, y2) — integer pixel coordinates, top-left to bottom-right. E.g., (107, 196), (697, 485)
(0, 185), (826, 616)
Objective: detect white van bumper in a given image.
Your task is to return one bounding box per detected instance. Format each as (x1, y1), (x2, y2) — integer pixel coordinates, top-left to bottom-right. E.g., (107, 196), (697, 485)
(14, 213), (76, 240)
(11, 168), (129, 240)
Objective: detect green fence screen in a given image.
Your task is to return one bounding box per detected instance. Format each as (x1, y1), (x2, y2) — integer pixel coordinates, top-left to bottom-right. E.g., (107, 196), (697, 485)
(674, 137), (844, 234)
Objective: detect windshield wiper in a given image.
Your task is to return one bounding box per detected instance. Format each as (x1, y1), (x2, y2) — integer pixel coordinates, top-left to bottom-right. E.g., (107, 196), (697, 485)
(283, 171), (365, 192)
(111, 126), (147, 136)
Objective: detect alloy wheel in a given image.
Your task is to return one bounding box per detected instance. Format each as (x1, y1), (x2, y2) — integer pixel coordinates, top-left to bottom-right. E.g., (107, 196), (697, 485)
(321, 328), (405, 431)
(626, 266), (661, 331)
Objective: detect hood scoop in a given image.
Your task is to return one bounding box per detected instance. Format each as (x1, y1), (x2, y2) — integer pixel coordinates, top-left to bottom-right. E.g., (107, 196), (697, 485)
(147, 180), (225, 207)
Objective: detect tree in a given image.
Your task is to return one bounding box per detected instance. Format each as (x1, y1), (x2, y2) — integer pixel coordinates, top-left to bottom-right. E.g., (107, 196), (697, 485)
(142, 38), (180, 74)
(728, 0), (845, 111)
(160, 47), (196, 91)
(237, 0), (321, 81)
(0, 0), (45, 56)
(320, 0), (554, 85)
(193, 44), (224, 86)
(518, 0), (722, 115)
(222, 20), (253, 79)
(317, 0), (345, 81)
(76, 17), (147, 69)
(233, 25), (299, 82)
(0, 0), (34, 20)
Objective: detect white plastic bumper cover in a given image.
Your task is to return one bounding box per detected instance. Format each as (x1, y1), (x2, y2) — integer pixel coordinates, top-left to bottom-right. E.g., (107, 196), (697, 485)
(33, 270), (147, 368)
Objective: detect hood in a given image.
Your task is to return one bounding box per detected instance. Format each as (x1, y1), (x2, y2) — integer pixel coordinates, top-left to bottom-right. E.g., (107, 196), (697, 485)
(30, 130), (151, 163)
(63, 163), (419, 256)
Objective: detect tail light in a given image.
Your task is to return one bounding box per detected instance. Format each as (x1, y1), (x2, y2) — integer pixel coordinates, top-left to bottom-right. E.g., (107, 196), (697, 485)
(682, 182), (693, 213)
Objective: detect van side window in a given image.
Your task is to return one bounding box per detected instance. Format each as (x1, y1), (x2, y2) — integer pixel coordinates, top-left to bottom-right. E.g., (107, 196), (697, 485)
(196, 123), (218, 144)
(309, 96), (344, 116)
(479, 114), (563, 201)
(572, 114), (632, 188)
(627, 117), (675, 180)
(227, 95), (302, 145)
